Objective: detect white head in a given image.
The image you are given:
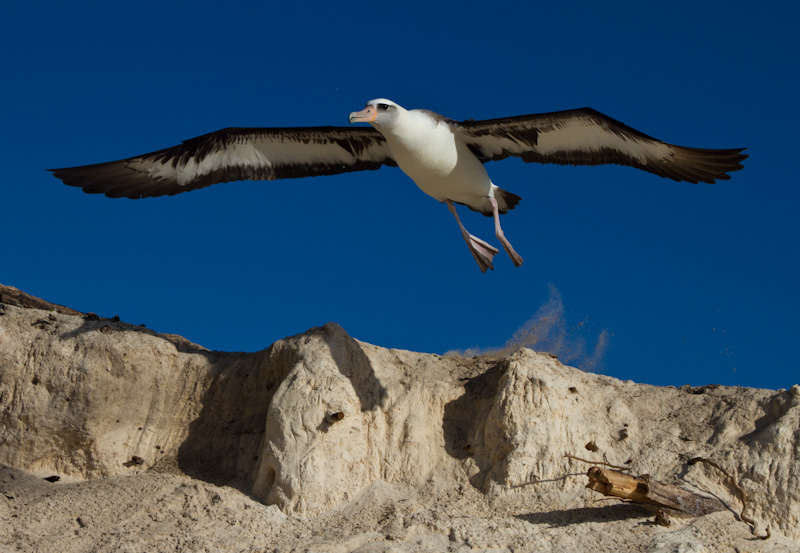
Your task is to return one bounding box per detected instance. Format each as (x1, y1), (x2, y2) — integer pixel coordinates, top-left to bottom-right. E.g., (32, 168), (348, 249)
(348, 98), (405, 129)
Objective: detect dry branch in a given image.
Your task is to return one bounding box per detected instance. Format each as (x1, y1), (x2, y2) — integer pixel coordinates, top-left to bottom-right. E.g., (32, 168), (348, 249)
(563, 453), (631, 471)
(688, 457), (770, 540)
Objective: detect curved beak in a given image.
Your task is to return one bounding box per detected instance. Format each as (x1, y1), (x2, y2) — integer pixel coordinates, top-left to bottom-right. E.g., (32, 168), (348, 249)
(349, 105), (377, 124)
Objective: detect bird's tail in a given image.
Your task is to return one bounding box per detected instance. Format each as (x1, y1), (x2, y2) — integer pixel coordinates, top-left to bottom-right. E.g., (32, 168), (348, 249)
(493, 186), (522, 214)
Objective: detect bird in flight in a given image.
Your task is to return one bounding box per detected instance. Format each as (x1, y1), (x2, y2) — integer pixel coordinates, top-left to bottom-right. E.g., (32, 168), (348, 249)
(50, 98), (747, 272)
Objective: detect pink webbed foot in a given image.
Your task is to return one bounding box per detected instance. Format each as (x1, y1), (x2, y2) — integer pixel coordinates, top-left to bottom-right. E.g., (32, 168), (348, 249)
(446, 200), (499, 272)
(500, 238), (523, 267)
(464, 232), (499, 273)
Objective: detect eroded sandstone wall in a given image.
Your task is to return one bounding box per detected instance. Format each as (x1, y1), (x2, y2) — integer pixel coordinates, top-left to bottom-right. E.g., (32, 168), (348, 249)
(1, 285), (797, 538)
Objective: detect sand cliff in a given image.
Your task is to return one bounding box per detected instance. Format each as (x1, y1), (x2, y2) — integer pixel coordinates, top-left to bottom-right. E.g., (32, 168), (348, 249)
(1, 284), (797, 552)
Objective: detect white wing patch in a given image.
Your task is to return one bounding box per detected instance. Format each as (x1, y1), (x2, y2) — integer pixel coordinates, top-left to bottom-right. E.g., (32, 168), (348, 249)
(126, 156), (179, 183)
(126, 135), (380, 187)
(535, 120), (673, 165)
(158, 141), (362, 187)
(458, 114), (673, 166)
(177, 143), (275, 186)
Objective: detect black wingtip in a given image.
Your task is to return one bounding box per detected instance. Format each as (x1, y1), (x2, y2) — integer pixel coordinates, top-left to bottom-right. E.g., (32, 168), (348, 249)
(48, 167), (84, 188)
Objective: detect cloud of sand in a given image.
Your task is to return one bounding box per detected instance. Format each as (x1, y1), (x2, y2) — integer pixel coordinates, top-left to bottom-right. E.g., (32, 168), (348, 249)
(445, 284), (610, 372)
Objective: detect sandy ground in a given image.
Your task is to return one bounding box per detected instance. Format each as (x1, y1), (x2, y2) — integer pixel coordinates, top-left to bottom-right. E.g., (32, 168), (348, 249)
(2, 460), (796, 553)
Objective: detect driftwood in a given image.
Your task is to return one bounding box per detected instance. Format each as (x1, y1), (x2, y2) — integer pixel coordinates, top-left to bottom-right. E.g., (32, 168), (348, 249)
(586, 467), (725, 516)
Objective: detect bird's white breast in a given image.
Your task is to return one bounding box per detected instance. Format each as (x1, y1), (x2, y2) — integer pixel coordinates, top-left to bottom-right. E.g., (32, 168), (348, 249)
(381, 110), (492, 205)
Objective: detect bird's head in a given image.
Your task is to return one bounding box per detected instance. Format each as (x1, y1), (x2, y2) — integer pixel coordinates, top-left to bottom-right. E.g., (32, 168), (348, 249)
(349, 98), (403, 129)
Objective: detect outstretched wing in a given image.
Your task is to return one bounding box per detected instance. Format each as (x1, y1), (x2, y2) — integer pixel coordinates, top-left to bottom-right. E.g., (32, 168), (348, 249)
(50, 126), (396, 199)
(455, 108), (746, 184)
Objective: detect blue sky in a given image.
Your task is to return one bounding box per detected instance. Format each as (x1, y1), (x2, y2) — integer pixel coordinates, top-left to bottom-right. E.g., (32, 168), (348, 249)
(3, 1), (798, 390)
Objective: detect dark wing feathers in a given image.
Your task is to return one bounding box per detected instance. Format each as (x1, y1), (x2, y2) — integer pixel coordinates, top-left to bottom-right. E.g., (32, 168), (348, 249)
(456, 108), (747, 184)
(50, 126), (395, 199)
(51, 107), (747, 200)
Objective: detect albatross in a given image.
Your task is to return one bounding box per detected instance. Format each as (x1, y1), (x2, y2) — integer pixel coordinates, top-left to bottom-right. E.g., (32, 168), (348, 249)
(50, 99), (747, 272)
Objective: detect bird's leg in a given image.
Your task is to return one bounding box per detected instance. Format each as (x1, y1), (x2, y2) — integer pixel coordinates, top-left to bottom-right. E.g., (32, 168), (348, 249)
(446, 200), (498, 273)
(489, 197), (524, 267)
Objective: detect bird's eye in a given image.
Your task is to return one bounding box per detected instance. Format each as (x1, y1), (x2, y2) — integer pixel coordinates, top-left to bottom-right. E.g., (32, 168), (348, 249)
(377, 103), (391, 111)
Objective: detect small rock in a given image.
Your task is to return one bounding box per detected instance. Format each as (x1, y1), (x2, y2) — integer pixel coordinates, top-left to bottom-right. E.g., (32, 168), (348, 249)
(654, 509), (672, 527)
